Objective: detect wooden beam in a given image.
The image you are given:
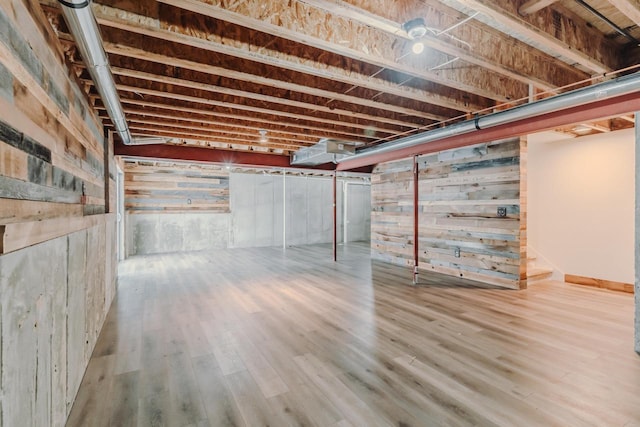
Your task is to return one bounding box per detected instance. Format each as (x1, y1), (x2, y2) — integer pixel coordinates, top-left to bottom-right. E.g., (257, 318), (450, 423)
(300, 0), (588, 91)
(581, 123), (611, 133)
(440, 0), (620, 73)
(102, 42), (449, 122)
(108, 67), (428, 129)
(125, 125), (304, 152)
(518, 0), (559, 16)
(605, 0), (640, 28)
(113, 84), (402, 135)
(97, 99), (377, 141)
(156, 0), (526, 102)
(1, 214), (114, 255)
(69, 1), (490, 112)
(106, 112), (321, 145)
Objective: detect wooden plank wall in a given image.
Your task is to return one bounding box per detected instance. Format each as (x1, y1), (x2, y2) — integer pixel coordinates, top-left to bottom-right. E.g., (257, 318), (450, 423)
(371, 157), (415, 266)
(0, 4), (108, 223)
(124, 160), (230, 213)
(371, 138), (524, 289)
(0, 1), (117, 426)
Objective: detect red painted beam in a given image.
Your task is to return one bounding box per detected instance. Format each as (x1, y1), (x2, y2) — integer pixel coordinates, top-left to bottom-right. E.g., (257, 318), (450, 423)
(114, 143), (375, 173)
(338, 92), (640, 170)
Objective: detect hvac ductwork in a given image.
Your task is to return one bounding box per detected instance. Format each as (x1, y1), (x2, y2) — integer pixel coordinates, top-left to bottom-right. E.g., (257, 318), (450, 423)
(339, 72), (640, 166)
(58, 0), (132, 145)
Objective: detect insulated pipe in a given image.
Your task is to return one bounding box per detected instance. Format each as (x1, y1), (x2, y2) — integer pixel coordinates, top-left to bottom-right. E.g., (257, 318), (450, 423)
(58, 0), (132, 145)
(338, 72), (640, 167)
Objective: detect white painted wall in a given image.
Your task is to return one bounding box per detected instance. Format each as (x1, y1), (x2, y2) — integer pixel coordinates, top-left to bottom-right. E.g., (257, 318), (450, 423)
(528, 129), (635, 284)
(230, 173), (371, 249)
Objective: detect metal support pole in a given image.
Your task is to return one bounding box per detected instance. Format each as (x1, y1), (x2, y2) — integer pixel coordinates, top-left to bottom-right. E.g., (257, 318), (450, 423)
(333, 172), (338, 262)
(413, 155), (420, 285)
(282, 169), (286, 249)
(343, 181), (349, 244)
(103, 128), (111, 213)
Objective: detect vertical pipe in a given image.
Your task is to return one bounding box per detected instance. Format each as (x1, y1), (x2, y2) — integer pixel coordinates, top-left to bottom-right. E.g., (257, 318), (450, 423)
(413, 155), (419, 284)
(333, 172), (338, 262)
(282, 168), (286, 249)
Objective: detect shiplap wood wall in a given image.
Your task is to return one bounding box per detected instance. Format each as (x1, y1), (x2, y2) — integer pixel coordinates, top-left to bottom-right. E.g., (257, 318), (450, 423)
(372, 138), (526, 289)
(371, 157), (415, 266)
(124, 160), (230, 213)
(0, 2), (117, 426)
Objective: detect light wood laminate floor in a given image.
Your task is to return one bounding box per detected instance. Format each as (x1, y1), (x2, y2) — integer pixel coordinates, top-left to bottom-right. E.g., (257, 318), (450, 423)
(67, 243), (640, 427)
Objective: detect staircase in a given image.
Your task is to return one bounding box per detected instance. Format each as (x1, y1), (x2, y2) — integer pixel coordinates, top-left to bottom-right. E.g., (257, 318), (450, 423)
(527, 254), (553, 283)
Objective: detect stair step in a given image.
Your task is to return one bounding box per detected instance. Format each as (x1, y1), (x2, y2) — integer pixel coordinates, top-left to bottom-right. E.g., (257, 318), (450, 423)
(528, 267), (553, 281)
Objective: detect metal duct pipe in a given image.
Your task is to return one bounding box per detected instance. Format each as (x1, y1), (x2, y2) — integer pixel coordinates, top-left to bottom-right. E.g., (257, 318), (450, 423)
(58, 0), (132, 145)
(339, 72), (640, 165)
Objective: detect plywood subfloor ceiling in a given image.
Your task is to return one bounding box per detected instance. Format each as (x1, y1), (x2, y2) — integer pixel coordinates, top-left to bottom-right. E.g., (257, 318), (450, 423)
(40, 0), (638, 158)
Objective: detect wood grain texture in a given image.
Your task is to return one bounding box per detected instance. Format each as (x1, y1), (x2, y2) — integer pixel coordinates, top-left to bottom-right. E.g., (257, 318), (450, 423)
(124, 160), (230, 213)
(372, 139), (523, 289)
(565, 273), (634, 293)
(0, 0), (108, 224)
(67, 243), (640, 427)
(0, 213), (114, 254)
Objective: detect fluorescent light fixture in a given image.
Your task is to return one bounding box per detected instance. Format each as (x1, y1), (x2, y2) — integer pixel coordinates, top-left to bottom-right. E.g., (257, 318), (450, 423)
(259, 129), (268, 143)
(572, 125), (591, 134)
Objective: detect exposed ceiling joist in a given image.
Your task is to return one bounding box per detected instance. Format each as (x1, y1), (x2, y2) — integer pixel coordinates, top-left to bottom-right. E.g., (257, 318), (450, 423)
(299, 0), (588, 91)
(67, 2), (491, 113)
(439, 0), (619, 73)
(95, 98), (380, 141)
(155, 0), (526, 102)
(113, 84), (401, 135)
(101, 42), (448, 122)
(40, 0), (633, 164)
(120, 116), (317, 146)
(126, 125), (304, 151)
(518, 0), (559, 16)
(109, 107), (370, 143)
(109, 66), (426, 129)
(605, 0), (640, 28)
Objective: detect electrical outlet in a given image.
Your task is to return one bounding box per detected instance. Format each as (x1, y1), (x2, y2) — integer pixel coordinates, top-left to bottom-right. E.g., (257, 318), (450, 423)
(497, 206), (507, 217)
(454, 247), (460, 258)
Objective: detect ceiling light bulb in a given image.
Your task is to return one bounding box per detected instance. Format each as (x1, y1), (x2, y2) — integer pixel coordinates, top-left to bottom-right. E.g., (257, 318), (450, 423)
(412, 41), (425, 54)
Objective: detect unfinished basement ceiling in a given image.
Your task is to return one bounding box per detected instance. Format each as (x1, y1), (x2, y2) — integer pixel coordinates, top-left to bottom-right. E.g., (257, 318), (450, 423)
(41, 0), (639, 158)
